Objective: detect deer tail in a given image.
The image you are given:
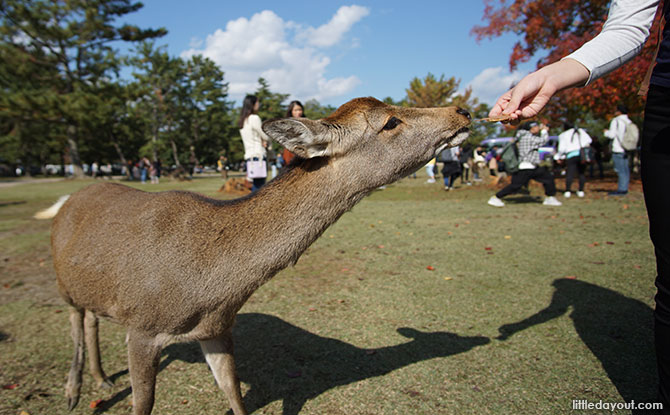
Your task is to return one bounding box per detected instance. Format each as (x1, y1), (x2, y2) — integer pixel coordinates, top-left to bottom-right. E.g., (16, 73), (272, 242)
(34, 195), (70, 220)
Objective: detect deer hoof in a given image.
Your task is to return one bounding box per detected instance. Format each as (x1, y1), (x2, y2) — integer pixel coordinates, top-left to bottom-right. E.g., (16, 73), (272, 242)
(67, 396), (80, 411)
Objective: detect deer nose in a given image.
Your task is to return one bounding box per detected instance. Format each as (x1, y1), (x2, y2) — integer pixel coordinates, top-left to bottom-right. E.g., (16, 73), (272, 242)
(456, 107), (471, 120)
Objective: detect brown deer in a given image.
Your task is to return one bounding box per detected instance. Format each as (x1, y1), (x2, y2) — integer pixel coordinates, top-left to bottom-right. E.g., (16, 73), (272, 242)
(46, 97), (470, 415)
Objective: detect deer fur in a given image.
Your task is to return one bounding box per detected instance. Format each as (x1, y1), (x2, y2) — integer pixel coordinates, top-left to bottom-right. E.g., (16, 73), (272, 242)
(46, 97), (470, 414)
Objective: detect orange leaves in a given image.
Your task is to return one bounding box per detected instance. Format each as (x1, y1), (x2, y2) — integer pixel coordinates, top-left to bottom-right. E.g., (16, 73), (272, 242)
(473, 0), (659, 119)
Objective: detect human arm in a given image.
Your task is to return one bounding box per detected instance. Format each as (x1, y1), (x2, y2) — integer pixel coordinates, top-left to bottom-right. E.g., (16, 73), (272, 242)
(579, 129), (593, 147)
(249, 114), (271, 146)
(604, 118), (621, 139)
(490, 0), (659, 121)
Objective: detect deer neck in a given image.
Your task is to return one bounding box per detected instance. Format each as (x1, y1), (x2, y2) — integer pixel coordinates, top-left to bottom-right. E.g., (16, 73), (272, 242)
(218, 157), (371, 295)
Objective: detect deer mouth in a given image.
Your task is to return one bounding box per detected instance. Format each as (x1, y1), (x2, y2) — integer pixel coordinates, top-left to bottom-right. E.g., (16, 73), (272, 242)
(435, 126), (469, 154)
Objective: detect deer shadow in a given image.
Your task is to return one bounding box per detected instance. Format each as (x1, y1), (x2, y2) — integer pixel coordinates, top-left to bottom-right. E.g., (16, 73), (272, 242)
(497, 278), (657, 409)
(101, 313), (488, 415)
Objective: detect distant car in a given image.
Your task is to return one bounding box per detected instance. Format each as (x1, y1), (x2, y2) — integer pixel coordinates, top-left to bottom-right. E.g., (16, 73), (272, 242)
(480, 137), (513, 149)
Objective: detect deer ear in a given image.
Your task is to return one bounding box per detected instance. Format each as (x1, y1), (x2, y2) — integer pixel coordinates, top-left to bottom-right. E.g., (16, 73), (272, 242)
(263, 118), (333, 158)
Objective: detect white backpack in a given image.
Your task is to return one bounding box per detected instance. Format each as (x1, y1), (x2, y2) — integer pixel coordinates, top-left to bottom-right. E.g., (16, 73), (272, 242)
(620, 121), (640, 151)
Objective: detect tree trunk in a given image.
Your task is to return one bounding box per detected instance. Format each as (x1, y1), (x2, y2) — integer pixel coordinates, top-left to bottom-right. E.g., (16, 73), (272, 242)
(67, 124), (85, 178)
(151, 106), (159, 162)
(110, 133), (131, 180)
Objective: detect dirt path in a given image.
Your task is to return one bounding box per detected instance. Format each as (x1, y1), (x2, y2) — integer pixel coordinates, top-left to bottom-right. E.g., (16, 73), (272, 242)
(0, 177), (65, 188)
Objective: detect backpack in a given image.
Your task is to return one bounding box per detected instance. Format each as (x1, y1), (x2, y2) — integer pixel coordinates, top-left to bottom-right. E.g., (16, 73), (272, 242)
(620, 121), (639, 151)
(500, 140), (519, 174)
(437, 147), (456, 163)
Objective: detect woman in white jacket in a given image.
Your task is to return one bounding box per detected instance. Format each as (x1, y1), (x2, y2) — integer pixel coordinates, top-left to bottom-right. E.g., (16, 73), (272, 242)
(238, 95), (271, 191)
(555, 122), (592, 198)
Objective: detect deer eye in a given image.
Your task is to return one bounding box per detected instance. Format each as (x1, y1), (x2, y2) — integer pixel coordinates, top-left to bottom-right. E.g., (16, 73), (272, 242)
(382, 116), (402, 131)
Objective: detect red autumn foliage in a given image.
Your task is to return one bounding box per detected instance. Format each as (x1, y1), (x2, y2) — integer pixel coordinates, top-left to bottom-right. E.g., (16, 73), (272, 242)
(472, 0), (664, 120)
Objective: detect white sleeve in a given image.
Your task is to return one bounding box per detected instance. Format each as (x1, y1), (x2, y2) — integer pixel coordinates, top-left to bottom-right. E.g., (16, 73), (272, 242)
(249, 115), (271, 142)
(579, 129), (592, 147)
(563, 0), (659, 85)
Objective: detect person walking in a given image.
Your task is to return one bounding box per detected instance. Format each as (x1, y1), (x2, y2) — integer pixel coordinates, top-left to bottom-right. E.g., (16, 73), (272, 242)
(425, 157), (437, 183)
(555, 122), (592, 198)
(238, 95), (270, 191)
(604, 104), (634, 196)
(438, 146), (461, 190)
(488, 122), (562, 207)
(486, 0), (670, 410)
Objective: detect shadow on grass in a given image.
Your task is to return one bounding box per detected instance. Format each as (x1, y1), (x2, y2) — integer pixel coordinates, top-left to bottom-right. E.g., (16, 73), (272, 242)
(498, 278), (657, 408)
(503, 195), (543, 205)
(98, 313), (490, 415)
(0, 200), (26, 208)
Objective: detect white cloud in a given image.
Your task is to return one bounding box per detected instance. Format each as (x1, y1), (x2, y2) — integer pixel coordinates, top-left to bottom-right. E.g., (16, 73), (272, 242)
(181, 6), (369, 103)
(297, 5), (370, 48)
(465, 66), (525, 107)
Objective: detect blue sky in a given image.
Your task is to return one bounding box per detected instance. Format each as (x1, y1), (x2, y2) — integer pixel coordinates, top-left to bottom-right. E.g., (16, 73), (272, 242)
(121, 1), (538, 107)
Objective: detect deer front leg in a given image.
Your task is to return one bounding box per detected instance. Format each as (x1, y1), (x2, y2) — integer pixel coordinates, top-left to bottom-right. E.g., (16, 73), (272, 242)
(65, 307), (85, 410)
(84, 310), (113, 389)
(200, 330), (247, 415)
(126, 330), (162, 415)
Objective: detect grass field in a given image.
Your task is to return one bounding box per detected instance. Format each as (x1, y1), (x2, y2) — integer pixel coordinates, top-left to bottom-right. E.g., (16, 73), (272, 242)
(0, 170), (658, 415)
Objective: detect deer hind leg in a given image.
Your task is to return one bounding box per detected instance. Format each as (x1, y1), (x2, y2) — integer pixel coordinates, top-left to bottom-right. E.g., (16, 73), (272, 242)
(65, 307), (85, 410)
(126, 329), (163, 415)
(200, 330), (247, 415)
(84, 309), (113, 388)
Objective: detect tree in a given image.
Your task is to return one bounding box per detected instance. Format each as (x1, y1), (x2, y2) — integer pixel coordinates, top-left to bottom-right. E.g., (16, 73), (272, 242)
(0, 0), (166, 177)
(303, 99), (337, 119)
(181, 55), (235, 167)
(406, 73), (479, 111)
(254, 78), (290, 121)
(128, 42), (185, 168)
(472, 0), (663, 123)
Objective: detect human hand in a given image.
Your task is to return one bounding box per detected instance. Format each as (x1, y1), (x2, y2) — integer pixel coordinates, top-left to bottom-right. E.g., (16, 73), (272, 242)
(489, 59), (590, 122)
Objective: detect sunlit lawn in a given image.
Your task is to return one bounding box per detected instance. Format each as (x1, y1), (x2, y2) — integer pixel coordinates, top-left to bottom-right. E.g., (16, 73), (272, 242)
(0, 171), (657, 414)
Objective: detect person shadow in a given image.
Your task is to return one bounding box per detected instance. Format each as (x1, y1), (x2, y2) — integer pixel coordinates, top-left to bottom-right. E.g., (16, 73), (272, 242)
(99, 313), (490, 414)
(497, 278), (657, 409)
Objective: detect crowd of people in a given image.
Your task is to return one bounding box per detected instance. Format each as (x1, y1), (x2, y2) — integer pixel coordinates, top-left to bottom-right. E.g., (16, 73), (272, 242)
(419, 104), (640, 209)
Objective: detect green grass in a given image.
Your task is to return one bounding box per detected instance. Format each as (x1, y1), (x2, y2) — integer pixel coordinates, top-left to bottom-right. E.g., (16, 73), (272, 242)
(0, 172), (658, 414)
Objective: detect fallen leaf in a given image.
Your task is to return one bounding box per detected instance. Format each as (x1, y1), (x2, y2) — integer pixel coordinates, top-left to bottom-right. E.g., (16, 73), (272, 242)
(623, 204), (629, 210)
(565, 276), (577, 280)
(485, 247), (493, 251)
(444, 277), (453, 281)
(181, 399), (189, 404)
(2, 383), (18, 390)
(426, 266), (435, 271)
(634, 265), (642, 269)
(378, 245), (384, 249)
(606, 241), (615, 245)
(19, 411), (30, 415)
(90, 399), (103, 409)
(504, 235), (512, 240)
